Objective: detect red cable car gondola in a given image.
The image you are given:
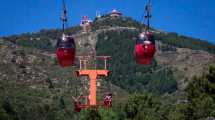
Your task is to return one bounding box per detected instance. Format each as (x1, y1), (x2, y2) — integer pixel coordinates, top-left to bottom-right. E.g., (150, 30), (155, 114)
(135, 0), (156, 64)
(56, 34), (76, 67)
(56, 0), (76, 67)
(135, 32), (155, 64)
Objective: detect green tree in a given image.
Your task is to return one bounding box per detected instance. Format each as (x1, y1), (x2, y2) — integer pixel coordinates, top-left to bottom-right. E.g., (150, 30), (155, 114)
(99, 109), (118, 120)
(185, 64), (215, 119)
(167, 104), (189, 120)
(0, 108), (10, 120)
(80, 109), (101, 120)
(124, 93), (161, 119)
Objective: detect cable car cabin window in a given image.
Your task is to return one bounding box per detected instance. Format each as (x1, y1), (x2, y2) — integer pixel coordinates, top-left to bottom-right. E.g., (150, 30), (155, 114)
(57, 36), (75, 49)
(136, 36), (146, 44)
(136, 34), (155, 45)
(147, 34), (155, 44)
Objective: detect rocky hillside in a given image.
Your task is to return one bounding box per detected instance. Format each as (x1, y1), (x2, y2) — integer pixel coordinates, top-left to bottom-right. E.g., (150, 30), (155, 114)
(0, 15), (215, 94)
(155, 45), (215, 90)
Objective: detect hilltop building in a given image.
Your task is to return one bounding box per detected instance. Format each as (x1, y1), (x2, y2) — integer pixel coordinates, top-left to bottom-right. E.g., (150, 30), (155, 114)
(109, 9), (122, 18)
(80, 16), (92, 33)
(80, 16), (91, 26)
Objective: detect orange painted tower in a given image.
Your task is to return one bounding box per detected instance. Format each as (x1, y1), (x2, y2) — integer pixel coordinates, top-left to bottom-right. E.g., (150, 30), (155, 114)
(74, 56), (111, 112)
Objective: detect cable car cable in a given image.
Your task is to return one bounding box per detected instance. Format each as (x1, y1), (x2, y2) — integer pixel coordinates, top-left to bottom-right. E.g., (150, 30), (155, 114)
(61, 0), (68, 33)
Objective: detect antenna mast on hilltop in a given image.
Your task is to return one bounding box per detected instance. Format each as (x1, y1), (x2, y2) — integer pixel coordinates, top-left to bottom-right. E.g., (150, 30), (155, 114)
(96, 11), (101, 18)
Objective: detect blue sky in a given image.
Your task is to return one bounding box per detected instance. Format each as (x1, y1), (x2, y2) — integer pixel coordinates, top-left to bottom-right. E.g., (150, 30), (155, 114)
(0, 0), (214, 44)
